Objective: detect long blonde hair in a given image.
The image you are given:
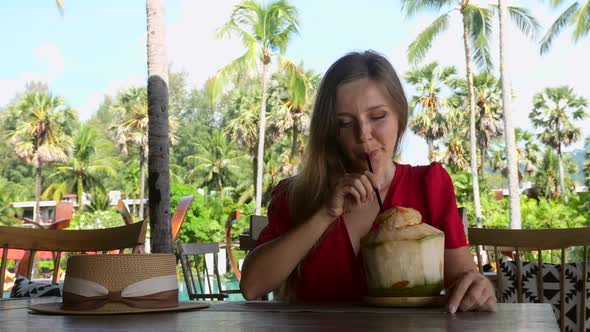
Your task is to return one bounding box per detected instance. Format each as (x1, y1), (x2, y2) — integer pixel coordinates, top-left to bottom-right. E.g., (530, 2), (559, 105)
(279, 50), (409, 300)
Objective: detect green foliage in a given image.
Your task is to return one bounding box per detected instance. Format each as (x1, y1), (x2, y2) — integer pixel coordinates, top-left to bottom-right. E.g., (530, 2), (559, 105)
(70, 210), (125, 230)
(171, 183), (256, 244)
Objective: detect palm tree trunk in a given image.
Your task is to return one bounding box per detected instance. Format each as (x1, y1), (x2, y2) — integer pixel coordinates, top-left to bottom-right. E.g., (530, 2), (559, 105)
(146, 0), (172, 253)
(255, 58), (270, 215)
(139, 151), (146, 220)
(462, 7), (483, 228)
(480, 145), (486, 179)
(498, 0), (522, 229)
(558, 145), (566, 198)
(427, 139), (434, 163)
(77, 176), (84, 211)
(35, 164), (42, 223)
(291, 116), (299, 160)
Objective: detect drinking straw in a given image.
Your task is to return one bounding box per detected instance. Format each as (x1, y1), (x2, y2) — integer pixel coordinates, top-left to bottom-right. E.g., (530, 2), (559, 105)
(366, 155), (384, 213)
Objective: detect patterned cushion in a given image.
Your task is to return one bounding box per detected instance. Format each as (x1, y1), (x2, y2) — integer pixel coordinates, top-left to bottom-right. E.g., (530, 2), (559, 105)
(9, 276), (62, 298)
(499, 258), (590, 332)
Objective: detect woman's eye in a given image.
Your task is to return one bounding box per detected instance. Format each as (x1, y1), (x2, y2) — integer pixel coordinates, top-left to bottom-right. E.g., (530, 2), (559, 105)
(371, 114), (386, 121)
(338, 121), (353, 128)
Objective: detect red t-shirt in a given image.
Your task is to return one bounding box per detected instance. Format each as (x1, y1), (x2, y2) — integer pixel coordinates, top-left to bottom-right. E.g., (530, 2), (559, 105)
(255, 162), (468, 301)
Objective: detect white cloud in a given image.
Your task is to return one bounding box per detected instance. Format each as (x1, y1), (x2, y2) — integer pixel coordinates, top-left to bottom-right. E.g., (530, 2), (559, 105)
(166, 0), (245, 88)
(0, 43), (65, 108)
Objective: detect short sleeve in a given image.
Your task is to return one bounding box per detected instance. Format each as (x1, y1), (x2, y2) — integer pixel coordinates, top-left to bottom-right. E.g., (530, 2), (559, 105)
(424, 162), (468, 249)
(255, 179), (293, 247)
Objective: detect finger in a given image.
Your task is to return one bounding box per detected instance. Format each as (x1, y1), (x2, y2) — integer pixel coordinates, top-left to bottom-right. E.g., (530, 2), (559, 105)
(481, 296), (497, 312)
(447, 273), (474, 314)
(459, 283), (486, 312)
(342, 185), (362, 206)
(358, 175), (375, 202)
(348, 177), (368, 202)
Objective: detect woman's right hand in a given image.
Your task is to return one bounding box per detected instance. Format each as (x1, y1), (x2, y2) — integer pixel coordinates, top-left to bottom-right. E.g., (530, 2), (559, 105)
(325, 171), (381, 218)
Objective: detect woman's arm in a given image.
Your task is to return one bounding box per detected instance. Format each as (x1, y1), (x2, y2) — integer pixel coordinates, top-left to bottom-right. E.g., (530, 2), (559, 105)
(239, 208), (334, 300)
(444, 246), (496, 313)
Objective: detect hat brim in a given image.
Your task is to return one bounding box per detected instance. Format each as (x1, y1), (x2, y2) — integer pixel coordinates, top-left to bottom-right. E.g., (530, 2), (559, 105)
(29, 301), (209, 315)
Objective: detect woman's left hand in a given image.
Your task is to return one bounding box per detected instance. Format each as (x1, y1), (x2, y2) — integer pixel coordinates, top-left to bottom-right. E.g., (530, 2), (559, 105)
(446, 271), (497, 313)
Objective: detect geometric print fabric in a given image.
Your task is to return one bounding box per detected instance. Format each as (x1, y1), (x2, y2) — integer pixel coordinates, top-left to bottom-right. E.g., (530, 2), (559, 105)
(500, 259), (590, 332)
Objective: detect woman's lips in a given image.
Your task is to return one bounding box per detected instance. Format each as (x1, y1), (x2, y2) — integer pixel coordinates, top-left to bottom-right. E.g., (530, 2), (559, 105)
(366, 149), (378, 159)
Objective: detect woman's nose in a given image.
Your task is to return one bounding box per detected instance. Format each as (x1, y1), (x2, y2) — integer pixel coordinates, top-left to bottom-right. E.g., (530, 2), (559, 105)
(356, 121), (372, 143)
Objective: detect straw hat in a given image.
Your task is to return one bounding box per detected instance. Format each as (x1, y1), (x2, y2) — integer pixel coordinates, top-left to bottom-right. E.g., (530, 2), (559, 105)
(30, 254), (209, 315)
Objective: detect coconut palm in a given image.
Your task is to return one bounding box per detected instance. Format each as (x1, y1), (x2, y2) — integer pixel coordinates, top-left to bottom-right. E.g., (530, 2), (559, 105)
(489, 129), (542, 181)
(146, 0), (172, 253)
(5, 91), (76, 223)
(213, 0), (300, 215)
(497, 0), (540, 229)
(540, 1), (590, 54)
(584, 137), (590, 187)
(534, 148), (578, 198)
(405, 62), (457, 162)
(111, 87), (149, 220)
(267, 63), (318, 163)
(402, 0), (539, 228)
(529, 86), (588, 198)
(473, 72), (504, 178)
(43, 125), (119, 211)
(185, 129), (249, 194)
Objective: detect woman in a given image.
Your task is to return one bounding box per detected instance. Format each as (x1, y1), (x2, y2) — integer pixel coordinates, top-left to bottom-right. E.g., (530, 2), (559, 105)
(240, 50), (496, 313)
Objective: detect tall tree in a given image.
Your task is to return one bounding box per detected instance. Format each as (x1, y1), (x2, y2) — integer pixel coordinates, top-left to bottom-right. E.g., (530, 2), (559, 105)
(5, 91), (77, 222)
(213, 0), (300, 215)
(405, 62), (457, 162)
(185, 129), (248, 194)
(43, 125), (118, 211)
(112, 88), (149, 220)
(497, 0), (539, 229)
(402, 0), (539, 227)
(584, 136), (590, 187)
(529, 86), (588, 198)
(540, 1), (590, 54)
(147, 0), (172, 253)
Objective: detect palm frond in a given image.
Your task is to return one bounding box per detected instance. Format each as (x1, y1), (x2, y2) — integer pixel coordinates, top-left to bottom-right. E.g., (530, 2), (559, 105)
(401, 0), (454, 18)
(572, 0), (590, 41)
(539, 3), (578, 54)
(407, 13), (450, 64)
(466, 5), (493, 70)
(507, 6), (541, 40)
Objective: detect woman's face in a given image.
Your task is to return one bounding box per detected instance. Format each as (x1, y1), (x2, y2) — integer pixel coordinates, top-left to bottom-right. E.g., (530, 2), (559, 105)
(335, 78), (399, 176)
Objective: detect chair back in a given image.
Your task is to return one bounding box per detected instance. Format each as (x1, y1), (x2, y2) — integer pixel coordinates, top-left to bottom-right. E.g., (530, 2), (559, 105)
(469, 227), (590, 332)
(176, 241), (241, 301)
(171, 195), (194, 241)
(53, 201), (74, 226)
(0, 219), (147, 298)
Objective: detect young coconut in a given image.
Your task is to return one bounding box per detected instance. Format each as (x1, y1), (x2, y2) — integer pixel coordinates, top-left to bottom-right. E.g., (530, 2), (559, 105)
(361, 206), (444, 297)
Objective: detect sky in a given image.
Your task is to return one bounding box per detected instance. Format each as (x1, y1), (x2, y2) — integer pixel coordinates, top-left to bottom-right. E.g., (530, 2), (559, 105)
(1, 0), (588, 166)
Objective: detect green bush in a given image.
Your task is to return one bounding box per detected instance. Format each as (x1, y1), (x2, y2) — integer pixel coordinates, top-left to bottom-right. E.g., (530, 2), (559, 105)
(70, 209), (126, 230)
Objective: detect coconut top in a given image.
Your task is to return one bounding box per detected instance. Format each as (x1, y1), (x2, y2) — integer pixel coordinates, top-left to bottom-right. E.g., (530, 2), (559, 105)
(375, 206), (422, 228)
(361, 206), (444, 245)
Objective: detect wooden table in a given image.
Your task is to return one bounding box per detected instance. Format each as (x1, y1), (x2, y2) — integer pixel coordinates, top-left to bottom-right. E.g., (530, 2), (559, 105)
(0, 298), (558, 331)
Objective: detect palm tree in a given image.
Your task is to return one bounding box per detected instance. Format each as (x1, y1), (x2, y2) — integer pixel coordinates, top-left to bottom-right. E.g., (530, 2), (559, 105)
(213, 0), (300, 215)
(185, 129), (249, 194)
(402, 0), (539, 228)
(534, 148), (578, 198)
(529, 86), (588, 198)
(112, 87), (149, 220)
(405, 62), (457, 162)
(583, 136), (590, 186)
(540, 1), (590, 54)
(473, 72), (504, 178)
(146, 0), (172, 253)
(43, 125), (119, 211)
(267, 63), (317, 163)
(489, 129), (542, 182)
(498, 0), (539, 229)
(5, 91), (77, 222)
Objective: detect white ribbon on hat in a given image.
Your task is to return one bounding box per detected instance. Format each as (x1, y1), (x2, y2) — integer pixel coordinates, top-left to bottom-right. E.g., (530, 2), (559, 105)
(64, 275), (178, 298)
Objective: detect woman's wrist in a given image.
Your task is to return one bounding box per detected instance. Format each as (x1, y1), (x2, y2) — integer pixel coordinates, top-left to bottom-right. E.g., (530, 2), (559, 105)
(313, 207), (339, 228)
